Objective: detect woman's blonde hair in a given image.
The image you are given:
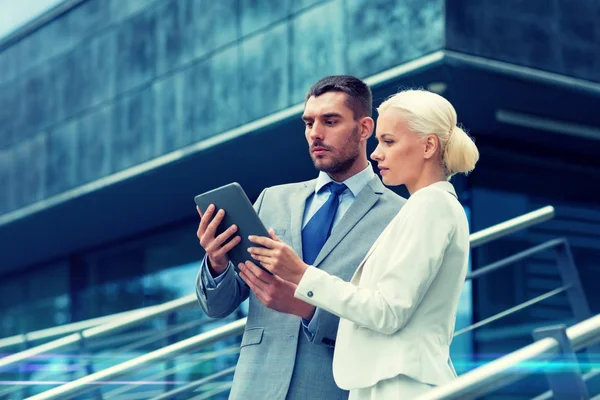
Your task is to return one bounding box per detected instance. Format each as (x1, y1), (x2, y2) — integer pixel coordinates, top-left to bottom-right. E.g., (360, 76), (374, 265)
(377, 89), (479, 178)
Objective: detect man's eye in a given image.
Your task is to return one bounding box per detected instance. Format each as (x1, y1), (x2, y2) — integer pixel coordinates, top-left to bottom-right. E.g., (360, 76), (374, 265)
(325, 120), (336, 126)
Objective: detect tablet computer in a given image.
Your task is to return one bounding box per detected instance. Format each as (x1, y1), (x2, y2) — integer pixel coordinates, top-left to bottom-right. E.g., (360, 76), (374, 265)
(194, 182), (271, 273)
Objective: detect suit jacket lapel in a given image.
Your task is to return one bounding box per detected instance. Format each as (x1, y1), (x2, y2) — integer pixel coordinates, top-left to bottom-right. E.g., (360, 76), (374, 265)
(290, 180), (316, 258)
(351, 223), (388, 281)
(312, 176), (385, 268)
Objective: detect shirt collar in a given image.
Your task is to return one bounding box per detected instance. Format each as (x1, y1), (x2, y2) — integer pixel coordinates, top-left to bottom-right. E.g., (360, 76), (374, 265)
(314, 163), (375, 197)
(427, 181), (458, 198)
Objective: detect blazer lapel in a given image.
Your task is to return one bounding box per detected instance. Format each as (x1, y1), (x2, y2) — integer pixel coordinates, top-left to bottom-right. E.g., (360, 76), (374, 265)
(290, 180), (316, 258)
(351, 223), (388, 281)
(312, 176), (384, 268)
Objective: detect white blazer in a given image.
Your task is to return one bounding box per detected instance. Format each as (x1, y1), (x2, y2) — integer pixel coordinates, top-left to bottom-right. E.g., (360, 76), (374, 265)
(295, 181), (470, 390)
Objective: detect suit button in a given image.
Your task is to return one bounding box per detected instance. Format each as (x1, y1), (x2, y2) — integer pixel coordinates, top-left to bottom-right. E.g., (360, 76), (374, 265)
(307, 291), (313, 297)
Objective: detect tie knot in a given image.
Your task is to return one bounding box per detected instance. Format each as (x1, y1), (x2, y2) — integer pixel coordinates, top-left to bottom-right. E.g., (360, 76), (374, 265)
(328, 182), (347, 196)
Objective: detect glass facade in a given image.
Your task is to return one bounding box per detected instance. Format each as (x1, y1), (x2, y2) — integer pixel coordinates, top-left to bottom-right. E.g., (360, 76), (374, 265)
(2, 0), (600, 398)
(0, 220), (202, 338)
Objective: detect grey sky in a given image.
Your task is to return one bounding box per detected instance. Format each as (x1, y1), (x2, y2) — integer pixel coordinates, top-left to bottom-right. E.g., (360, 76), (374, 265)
(0, 0), (65, 40)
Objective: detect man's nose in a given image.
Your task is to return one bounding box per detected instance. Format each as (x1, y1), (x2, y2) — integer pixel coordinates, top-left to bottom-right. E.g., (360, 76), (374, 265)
(309, 121), (325, 141)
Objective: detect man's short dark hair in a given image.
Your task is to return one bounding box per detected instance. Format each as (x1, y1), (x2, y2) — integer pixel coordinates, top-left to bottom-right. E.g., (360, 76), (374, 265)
(305, 75), (372, 119)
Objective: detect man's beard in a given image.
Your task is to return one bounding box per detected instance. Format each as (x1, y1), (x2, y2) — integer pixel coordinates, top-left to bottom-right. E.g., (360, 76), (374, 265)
(311, 126), (360, 175)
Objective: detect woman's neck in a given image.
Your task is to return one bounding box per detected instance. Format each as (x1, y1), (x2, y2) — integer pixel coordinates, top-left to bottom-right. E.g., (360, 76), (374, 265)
(406, 168), (447, 196)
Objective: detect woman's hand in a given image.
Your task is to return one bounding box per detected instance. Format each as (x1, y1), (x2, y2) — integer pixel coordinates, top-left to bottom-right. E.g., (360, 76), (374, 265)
(248, 229), (309, 284)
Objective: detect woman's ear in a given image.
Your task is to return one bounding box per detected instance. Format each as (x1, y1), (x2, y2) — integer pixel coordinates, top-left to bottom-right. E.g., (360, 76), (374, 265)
(423, 134), (440, 159)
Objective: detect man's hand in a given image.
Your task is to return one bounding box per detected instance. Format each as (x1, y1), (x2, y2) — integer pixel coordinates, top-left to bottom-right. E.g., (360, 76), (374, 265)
(239, 260), (315, 320)
(196, 205), (241, 276)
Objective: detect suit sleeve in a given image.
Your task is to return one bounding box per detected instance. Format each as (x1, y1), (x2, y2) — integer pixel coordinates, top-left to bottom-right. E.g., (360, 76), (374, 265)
(294, 192), (457, 335)
(302, 306), (342, 348)
(195, 188), (268, 318)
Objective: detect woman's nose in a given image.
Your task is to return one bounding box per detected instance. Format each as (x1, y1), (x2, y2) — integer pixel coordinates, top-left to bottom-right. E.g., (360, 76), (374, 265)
(370, 145), (383, 161)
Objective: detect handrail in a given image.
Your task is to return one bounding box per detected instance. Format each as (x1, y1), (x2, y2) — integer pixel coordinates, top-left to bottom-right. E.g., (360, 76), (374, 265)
(416, 313), (600, 400)
(93, 318), (210, 353)
(23, 205), (556, 399)
(26, 318), (247, 400)
(452, 237), (574, 338)
(466, 238), (565, 280)
(192, 382), (234, 400)
(0, 294), (198, 370)
(26, 218), (564, 357)
(0, 316), (219, 399)
(470, 205), (554, 248)
(150, 366), (236, 400)
(533, 369), (600, 400)
(1, 205), (554, 374)
(0, 305), (158, 351)
(453, 285), (571, 337)
(102, 347), (240, 399)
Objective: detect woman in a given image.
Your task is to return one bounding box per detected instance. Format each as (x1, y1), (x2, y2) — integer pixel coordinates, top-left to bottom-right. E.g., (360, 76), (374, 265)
(242, 89), (479, 399)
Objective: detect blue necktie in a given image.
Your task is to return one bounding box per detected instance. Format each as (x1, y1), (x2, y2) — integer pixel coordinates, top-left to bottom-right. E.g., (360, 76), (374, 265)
(302, 182), (347, 265)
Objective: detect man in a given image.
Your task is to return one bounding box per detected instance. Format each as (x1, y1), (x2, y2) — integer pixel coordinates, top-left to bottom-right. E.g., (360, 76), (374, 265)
(195, 75), (405, 399)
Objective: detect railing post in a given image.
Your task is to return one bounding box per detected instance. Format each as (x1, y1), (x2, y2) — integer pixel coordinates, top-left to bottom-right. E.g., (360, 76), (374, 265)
(553, 240), (593, 322)
(553, 239), (600, 360)
(165, 311), (177, 394)
(19, 334), (31, 399)
(532, 325), (589, 400)
(79, 331), (103, 400)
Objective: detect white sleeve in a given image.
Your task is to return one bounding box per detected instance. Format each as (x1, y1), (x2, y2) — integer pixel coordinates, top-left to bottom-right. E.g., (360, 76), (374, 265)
(294, 193), (456, 335)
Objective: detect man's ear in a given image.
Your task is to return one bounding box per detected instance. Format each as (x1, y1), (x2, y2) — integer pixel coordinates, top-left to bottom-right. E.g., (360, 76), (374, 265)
(424, 134), (440, 159)
(359, 117), (375, 141)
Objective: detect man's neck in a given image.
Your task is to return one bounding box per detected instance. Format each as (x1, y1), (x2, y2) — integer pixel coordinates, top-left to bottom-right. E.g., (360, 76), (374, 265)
(328, 159), (369, 182)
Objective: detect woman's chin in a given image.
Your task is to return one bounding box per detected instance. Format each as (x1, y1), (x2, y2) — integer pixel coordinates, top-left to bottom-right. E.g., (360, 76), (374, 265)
(381, 175), (398, 186)
(382, 174), (408, 187)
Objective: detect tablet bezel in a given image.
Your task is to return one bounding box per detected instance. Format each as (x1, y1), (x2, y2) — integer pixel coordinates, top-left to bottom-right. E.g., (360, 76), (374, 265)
(194, 182), (271, 274)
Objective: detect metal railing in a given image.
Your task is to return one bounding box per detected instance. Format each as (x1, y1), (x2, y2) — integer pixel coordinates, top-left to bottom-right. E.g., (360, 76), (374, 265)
(415, 314), (600, 399)
(26, 318), (247, 400)
(19, 205), (558, 399)
(454, 237), (592, 337)
(469, 205), (555, 248)
(0, 295), (198, 371)
(0, 306), (157, 352)
(533, 368), (600, 400)
(150, 366), (236, 400)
